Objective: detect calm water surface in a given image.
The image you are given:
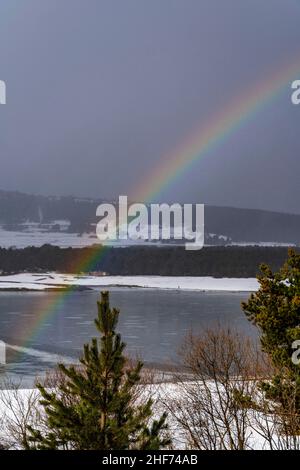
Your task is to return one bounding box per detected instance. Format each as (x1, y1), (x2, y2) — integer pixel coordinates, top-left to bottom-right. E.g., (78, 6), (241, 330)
(0, 288), (256, 386)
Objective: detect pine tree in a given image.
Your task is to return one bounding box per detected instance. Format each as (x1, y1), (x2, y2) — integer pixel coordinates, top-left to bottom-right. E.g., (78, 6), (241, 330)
(242, 249), (300, 420)
(26, 291), (169, 450)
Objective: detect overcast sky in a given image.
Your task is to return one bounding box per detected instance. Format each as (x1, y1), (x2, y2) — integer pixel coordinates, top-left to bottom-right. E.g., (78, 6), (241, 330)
(0, 0), (300, 213)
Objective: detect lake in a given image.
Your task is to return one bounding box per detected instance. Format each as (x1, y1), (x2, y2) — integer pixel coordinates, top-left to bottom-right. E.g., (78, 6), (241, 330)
(0, 288), (257, 386)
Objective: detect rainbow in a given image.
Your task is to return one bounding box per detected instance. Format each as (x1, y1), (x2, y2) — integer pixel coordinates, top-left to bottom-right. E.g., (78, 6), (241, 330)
(9, 57), (300, 360)
(133, 60), (299, 202)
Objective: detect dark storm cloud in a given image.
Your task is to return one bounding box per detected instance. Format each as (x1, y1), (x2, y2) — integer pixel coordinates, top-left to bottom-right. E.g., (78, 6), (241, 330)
(0, 0), (300, 213)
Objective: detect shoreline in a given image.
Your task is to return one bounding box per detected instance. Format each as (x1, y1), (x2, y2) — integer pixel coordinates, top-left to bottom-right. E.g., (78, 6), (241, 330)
(0, 272), (259, 292)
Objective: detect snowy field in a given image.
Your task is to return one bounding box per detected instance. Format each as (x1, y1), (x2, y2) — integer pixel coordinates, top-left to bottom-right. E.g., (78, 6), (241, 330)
(0, 272), (259, 292)
(0, 384), (261, 450)
(0, 227), (100, 249)
(0, 383), (293, 450)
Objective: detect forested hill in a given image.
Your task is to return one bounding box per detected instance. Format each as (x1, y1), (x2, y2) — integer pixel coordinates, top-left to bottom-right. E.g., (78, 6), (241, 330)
(0, 245), (295, 277)
(0, 190), (300, 246)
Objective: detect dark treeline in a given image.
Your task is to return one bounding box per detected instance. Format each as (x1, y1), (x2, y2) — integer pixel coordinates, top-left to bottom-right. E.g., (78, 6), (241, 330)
(0, 245), (295, 277)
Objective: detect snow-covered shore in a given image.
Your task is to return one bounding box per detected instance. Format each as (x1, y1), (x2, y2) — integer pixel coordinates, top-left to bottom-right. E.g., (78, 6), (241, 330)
(0, 384), (285, 450)
(0, 272), (259, 292)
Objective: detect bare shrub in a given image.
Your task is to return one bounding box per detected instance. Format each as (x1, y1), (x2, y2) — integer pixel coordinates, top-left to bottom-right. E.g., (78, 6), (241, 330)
(0, 378), (41, 449)
(162, 327), (270, 450)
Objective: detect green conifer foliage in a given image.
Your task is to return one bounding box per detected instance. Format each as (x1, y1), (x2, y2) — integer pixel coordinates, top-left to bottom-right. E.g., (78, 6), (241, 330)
(242, 249), (300, 420)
